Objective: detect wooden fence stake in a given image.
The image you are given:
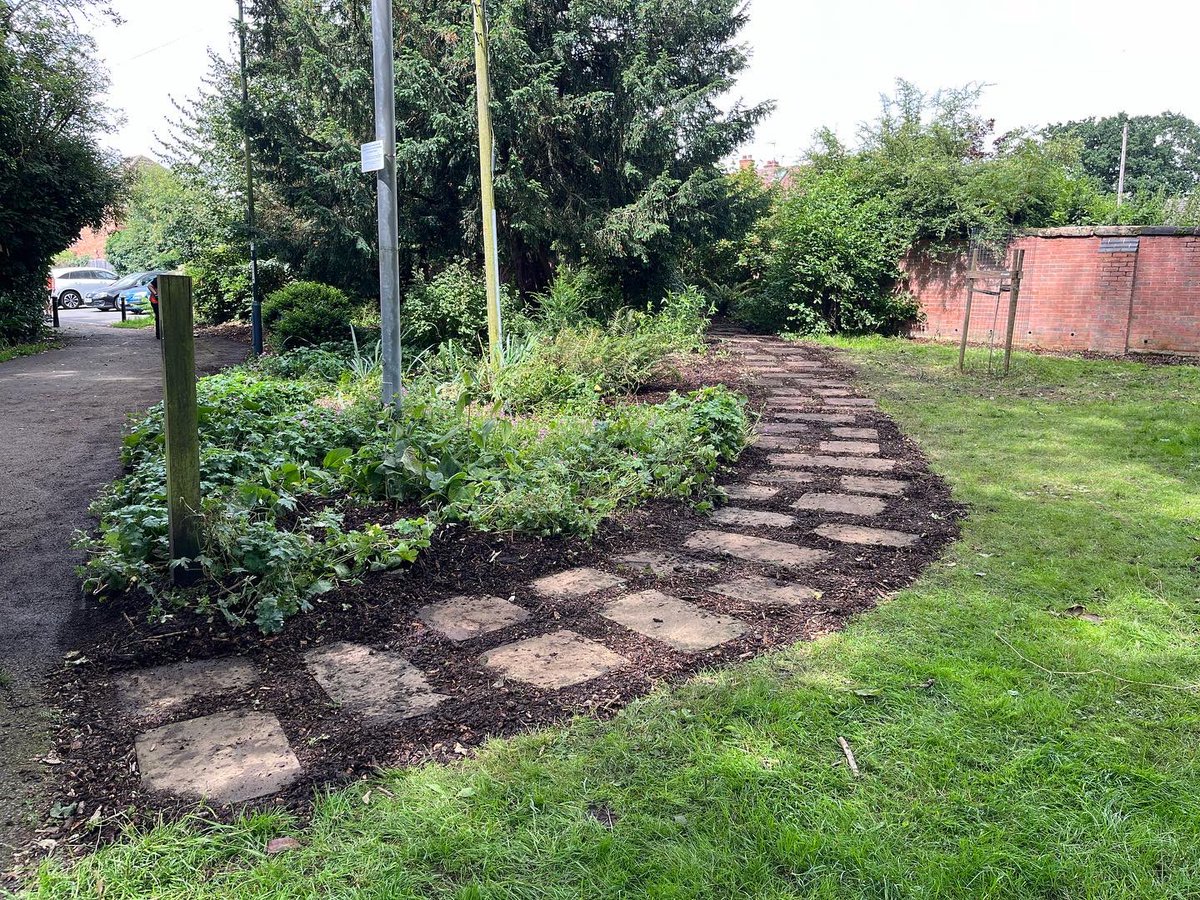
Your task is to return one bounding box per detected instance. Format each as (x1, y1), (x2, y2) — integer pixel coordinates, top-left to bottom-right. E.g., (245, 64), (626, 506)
(957, 247), (978, 373)
(1002, 249), (1025, 376)
(157, 274), (202, 582)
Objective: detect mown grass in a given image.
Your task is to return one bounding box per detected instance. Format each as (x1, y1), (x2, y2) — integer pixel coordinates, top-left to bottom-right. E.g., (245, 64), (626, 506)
(27, 339), (1200, 899)
(110, 315), (154, 329)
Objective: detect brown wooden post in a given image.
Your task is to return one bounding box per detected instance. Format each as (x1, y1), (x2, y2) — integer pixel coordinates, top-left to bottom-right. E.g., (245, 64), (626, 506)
(958, 247), (978, 373)
(1002, 249), (1025, 376)
(157, 274), (202, 581)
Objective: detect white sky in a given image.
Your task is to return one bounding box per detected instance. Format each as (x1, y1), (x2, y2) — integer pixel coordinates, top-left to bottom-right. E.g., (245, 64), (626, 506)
(94, 0), (1200, 163)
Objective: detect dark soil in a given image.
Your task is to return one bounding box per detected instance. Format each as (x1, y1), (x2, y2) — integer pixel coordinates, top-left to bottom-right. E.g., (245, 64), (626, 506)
(28, 336), (963, 872)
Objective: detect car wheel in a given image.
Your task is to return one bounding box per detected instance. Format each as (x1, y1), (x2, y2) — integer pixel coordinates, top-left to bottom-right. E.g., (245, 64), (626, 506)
(59, 291), (83, 309)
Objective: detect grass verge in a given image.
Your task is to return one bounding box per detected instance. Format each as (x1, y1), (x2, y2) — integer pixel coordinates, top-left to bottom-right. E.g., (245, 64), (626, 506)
(28, 339), (1200, 899)
(0, 339), (57, 363)
(110, 316), (154, 329)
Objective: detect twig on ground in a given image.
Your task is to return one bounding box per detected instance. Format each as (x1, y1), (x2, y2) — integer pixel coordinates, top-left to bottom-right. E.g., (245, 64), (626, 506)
(837, 736), (860, 777)
(994, 631), (1199, 692)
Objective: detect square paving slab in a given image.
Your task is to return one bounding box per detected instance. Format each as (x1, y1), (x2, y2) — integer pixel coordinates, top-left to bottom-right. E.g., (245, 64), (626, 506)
(710, 506), (796, 528)
(418, 594), (530, 641)
(724, 483), (781, 501)
(135, 710), (301, 803)
(831, 427), (878, 439)
(480, 630), (627, 689)
(684, 530), (830, 569)
(841, 475), (908, 496)
(771, 453), (897, 473)
(305, 642), (446, 721)
(116, 657), (258, 719)
(533, 566), (625, 599)
(772, 412), (857, 424)
(792, 492), (887, 516)
(603, 590), (746, 651)
(814, 523), (919, 547)
(818, 440), (881, 455)
(616, 551), (719, 577)
(708, 574), (819, 607)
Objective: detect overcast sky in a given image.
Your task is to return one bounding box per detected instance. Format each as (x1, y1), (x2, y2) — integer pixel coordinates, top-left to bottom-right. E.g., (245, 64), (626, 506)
(94, 0), (1200, 163)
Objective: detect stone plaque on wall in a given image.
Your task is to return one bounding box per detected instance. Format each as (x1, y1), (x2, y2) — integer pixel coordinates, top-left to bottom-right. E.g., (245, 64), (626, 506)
(1098, 237), (1140, 253)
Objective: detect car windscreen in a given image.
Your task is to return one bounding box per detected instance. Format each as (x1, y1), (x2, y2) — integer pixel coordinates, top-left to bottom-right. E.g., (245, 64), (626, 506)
(110, 273), (146, 289)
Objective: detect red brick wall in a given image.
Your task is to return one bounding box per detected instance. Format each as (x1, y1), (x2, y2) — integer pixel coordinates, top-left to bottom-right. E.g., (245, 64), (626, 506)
(905, 228), (1200, 355)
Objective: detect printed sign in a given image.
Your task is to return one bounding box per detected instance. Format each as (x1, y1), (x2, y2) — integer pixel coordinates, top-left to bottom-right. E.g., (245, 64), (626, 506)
(360, 140), (385, 173)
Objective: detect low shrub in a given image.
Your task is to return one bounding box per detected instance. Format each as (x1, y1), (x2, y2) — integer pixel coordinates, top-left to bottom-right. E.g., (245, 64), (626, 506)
(0, 271), (47, 347)
(262, 281), (359, 351)
(401, 260), (490, 351)
(190, 252), (293, 325)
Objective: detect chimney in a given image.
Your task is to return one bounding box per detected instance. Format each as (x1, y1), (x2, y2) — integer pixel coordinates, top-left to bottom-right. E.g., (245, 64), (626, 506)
(738, 155), (755, 171)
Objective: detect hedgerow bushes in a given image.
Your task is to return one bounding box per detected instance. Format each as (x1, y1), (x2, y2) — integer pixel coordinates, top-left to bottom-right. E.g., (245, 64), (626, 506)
(82, 291), (746, 633)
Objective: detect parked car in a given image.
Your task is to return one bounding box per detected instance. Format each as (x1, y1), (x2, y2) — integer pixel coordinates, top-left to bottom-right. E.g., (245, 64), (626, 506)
(87, 270), (168, 312)
(49, 267), (118, 309)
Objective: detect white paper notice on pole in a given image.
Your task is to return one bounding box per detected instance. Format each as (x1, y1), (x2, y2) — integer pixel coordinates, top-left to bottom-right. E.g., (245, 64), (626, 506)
(360, 140), (384, 173)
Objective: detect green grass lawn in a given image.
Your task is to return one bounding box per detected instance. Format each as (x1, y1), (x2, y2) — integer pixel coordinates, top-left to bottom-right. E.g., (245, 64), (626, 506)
(110, 315), (154, 329)
(28, 340), (1200, 899)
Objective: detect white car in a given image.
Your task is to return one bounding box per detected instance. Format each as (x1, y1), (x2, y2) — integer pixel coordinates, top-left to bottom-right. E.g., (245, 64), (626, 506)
(49, 266), (118, 309)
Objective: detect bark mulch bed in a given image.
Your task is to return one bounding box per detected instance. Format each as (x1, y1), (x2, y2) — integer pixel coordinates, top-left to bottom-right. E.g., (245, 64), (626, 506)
(29, 336), (964, 870)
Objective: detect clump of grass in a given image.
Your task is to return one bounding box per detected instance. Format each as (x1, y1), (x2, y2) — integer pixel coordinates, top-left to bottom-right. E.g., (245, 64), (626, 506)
(111, 316), (154, 329)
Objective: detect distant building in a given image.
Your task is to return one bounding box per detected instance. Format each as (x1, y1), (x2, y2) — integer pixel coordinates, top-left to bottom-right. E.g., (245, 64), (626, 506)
(736, 155), (797, 189)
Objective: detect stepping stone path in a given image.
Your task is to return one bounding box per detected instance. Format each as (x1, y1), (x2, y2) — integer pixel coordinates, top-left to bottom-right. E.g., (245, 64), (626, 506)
(616, 551), (719, 577)
(724, 483), (780, 501)
(114, 332), (938, 807)
(792, 492), (887, 516)
(771, 453), (897, 473)
(684, 529), (830, 569)
(305, 642), (447, 721)
(480, 630), (627, 689)
(603, 590), (746, 651)
(841, 475), (908, 496)
(419, 594), (530, 641)
(708, 575), (818, 607)
(116, 657), (258, 719)
(710, 506), (796, 528)
(135, 710), (302, 803)
(814, 523), (920, 548)
(533, 566), (625, 598)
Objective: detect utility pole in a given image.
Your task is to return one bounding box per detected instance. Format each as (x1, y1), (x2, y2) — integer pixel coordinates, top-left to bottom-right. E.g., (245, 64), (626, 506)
(371, 0), (402, 410)
(471, 0), (503, 369)
(237, 0), (263, 356)
(1116, 120), (1129, 208)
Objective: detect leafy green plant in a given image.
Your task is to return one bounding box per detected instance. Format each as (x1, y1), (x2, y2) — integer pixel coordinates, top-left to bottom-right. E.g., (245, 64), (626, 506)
(401, 260), (491, 351)
(262, 281), (359, 351)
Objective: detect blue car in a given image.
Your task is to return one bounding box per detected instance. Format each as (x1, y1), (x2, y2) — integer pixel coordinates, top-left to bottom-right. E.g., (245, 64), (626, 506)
(86, 271), (167, 312)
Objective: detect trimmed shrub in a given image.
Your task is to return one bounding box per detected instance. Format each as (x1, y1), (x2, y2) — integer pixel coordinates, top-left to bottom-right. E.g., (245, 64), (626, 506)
(263, 281), (358, 351)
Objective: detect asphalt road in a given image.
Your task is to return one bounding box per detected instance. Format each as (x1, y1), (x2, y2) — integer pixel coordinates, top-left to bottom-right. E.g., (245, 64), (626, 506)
(0, 310), (247, 872)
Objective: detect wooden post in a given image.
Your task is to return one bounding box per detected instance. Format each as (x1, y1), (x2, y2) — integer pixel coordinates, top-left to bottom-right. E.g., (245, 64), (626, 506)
(958, 247), (978, 373)
(157, 274), (203, 581)
(120, 295), (127, 322)
(1002, 249), (1025, 376)
(472, 0), (504, 370)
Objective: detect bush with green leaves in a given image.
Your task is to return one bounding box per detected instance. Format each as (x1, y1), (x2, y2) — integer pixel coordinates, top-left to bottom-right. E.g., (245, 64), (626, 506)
(263, 281), (359, 351)
(83, 297), (744, 633)
(401, 259), (491, 350)
(0, 272), (47, 347)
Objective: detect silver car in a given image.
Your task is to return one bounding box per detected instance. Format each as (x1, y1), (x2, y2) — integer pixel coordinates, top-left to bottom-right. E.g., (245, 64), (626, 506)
(49, 266), (118, 309)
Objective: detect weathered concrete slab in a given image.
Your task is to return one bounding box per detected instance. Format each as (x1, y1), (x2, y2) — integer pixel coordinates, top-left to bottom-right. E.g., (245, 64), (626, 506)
(684, 530), (830, 569)
(116, 657), (258, 719)
(759, 422), (812, 435)
(135, 710), (301, 803)
(532, 566), (625, 599)
(305, 642), (447, 721)
(823, 397), (876, 408)
(749, 468), (816, 484)
(724, 483), (781, 501)
(615, 551), (719, 578)
(792, 492), (887, 516)
(814, 388), (852, 397)
(752, 434), (807, 450)
(771, 412), (857, 424)
(814, 523), (919, 547)
(771, 453), (896, 472)
(480, 630), (626, 689)
(831, 427), (878, 439)
(602, 590), (746, 651)
(840, 475), (908, 496)
(818, 440), (881, 455)
(708, 574), (819, 607)
(418, 594), (530, 641)
(710, 506), (796, 528)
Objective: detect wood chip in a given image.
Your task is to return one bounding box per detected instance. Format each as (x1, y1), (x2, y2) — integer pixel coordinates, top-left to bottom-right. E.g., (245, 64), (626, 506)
(837, 736), (860, 777)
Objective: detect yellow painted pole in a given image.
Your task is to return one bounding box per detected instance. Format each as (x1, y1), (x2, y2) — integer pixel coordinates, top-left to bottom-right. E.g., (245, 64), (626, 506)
(472, 0), (503, 369)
